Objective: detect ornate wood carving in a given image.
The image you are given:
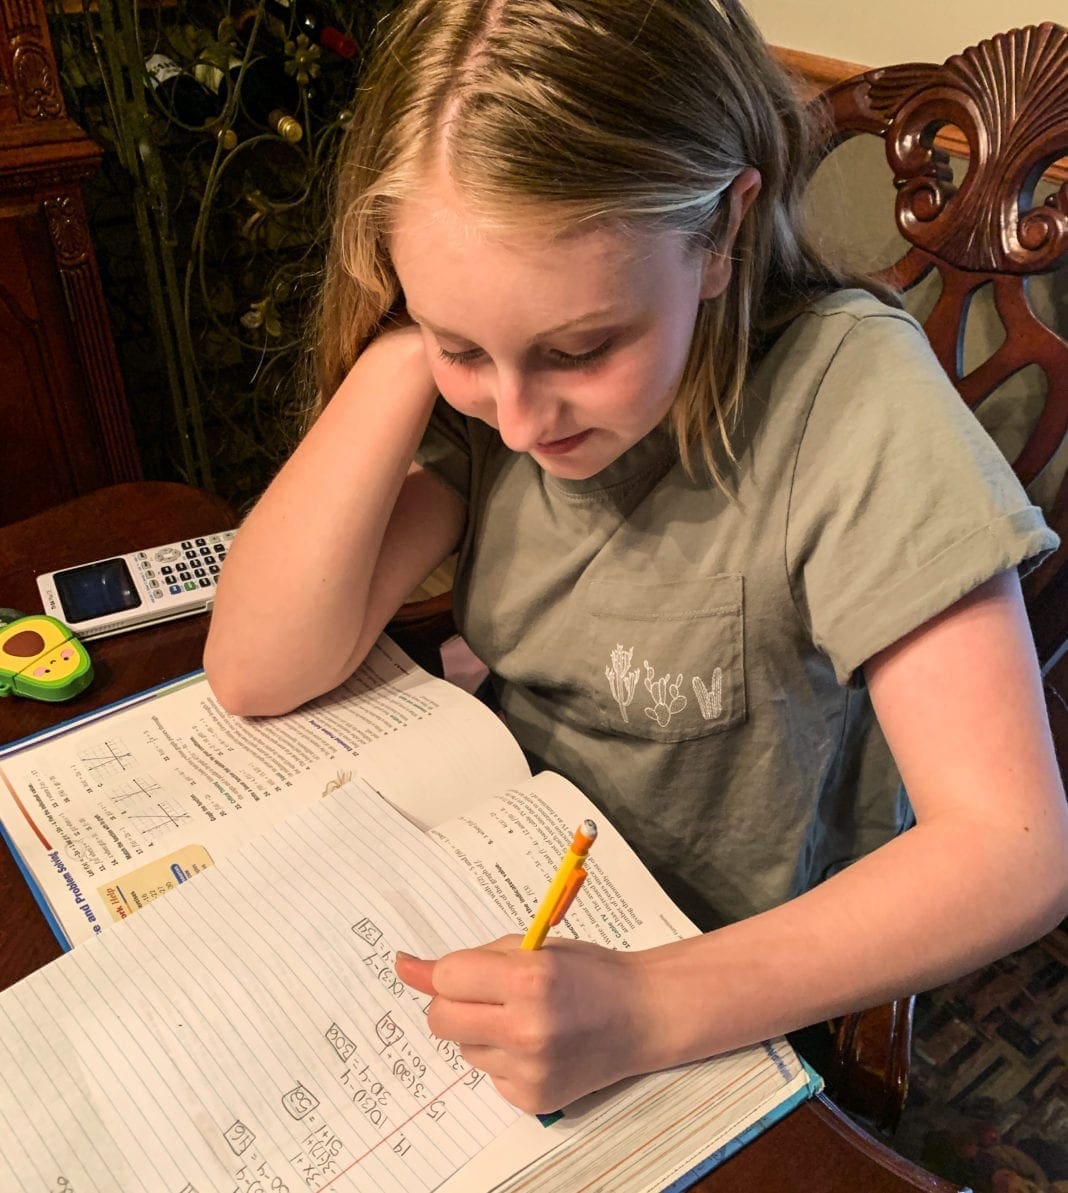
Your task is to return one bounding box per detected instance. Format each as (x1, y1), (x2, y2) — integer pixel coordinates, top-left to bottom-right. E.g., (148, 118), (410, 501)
(12, 39), (63, 119)
(1, 0), (73, 126)
(43, 191), (90, 265)
(822, 25), (1068, 277)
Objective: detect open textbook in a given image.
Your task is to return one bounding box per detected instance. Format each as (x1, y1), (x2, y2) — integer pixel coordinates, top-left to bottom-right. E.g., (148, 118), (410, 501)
(0, 638), (820, 1191)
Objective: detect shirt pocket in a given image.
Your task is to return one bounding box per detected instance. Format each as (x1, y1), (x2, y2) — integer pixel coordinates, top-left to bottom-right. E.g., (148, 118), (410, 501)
(580, 573), (746, 743)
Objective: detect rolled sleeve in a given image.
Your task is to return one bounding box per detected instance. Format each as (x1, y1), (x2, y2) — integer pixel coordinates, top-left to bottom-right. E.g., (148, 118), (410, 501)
(786, 312), (1059, 684)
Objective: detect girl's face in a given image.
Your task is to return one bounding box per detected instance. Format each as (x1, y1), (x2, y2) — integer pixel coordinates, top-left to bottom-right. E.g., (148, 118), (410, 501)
(390, 175), (723, 480)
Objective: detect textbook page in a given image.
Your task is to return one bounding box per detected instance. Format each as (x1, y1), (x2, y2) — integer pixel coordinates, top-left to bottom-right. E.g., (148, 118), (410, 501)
(429, 770), (697, 950)
(0, 637), (529, 947)
(0, 777), (523, 1193)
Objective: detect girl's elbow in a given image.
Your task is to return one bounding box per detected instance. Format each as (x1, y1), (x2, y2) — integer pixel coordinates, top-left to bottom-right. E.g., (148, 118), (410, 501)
(1048, 836), (1068, 926)
(204, 672), (302, 718)
(1018, 831), (1068, 941)
(202, 642), (295, 718)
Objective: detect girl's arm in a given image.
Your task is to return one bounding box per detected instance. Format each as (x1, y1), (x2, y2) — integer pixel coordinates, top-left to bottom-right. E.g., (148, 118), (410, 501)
(397, 568), (1068, 1113)
(204, 326), (465, 716)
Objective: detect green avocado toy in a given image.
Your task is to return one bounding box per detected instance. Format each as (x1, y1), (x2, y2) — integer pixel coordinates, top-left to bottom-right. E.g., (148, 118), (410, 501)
(0, 612), (93, 702)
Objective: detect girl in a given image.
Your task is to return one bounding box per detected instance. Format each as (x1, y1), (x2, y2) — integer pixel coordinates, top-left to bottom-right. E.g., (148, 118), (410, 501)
(204, 0), (1068, 1115)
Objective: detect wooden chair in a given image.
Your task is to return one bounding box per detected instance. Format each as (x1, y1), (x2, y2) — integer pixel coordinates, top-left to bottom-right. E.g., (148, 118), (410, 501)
(389, 23), (1068, 1136)
(805, 21), (1068, 1134)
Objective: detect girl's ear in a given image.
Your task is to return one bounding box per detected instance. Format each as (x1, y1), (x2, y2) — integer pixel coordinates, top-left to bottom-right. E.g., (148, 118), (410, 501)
(699, 167), (762, 300)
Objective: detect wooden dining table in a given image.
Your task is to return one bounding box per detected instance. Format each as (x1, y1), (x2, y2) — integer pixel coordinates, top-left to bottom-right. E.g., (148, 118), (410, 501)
(0, 483), (964, 1193)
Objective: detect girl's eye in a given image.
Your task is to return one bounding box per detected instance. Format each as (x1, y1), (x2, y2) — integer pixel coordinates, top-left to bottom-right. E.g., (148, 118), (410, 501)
(547, 340), (612, 369)
(436, 339), (613, 370)
(437, 345), (483, 367)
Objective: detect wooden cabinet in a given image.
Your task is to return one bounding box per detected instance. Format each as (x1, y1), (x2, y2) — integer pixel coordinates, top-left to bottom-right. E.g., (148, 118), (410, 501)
(0, 0), (139, 526)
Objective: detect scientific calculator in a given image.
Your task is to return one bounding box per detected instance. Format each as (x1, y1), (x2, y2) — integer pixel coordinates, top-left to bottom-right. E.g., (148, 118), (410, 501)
(36, 530), (238, 639)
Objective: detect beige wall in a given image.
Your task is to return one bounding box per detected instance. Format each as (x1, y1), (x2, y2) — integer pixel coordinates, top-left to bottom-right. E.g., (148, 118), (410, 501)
(745, 0), (1058, 68)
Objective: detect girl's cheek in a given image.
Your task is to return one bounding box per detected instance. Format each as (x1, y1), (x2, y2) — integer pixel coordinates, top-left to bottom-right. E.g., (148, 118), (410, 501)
(435, 372), (491, 421)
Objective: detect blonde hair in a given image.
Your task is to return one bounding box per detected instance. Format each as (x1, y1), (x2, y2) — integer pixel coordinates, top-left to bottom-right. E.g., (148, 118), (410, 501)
(311, 0), (897, 484)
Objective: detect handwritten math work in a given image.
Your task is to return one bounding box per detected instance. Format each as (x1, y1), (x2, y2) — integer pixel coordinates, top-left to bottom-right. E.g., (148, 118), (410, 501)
(0, 779), (520, 1192)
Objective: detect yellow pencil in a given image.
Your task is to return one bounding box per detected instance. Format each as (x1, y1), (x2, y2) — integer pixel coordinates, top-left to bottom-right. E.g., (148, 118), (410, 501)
(521, 819), (598, 950)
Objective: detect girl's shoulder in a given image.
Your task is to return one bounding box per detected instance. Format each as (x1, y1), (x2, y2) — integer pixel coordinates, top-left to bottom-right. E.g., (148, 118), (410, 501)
(797, 287), (920, 334)
(756, 287), (929, 387)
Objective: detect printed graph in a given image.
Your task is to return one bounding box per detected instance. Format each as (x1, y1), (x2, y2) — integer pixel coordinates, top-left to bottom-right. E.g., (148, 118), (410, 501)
(108, 777), (163, 804)
(122, 801), (192, 835)
(102, 777), (193, 837)
(78, 738), (138, 778)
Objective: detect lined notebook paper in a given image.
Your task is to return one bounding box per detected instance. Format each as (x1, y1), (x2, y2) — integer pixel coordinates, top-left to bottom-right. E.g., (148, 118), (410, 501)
(0, 778), (521, 1192)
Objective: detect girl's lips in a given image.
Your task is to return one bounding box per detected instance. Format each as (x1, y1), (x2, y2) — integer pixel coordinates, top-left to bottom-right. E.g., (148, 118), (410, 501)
(535, 429), (594, 455)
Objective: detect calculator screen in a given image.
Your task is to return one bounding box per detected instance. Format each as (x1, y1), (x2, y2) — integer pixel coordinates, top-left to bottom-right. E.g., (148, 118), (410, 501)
(53, 558), (142, 623)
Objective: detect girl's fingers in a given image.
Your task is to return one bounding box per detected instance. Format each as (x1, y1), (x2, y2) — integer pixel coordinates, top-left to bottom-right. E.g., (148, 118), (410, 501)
(425, 944), (519, 1003)
(455, 1042), (508, 1074)
(427, 993), (510, 1048)
(394, 951), (436, 994)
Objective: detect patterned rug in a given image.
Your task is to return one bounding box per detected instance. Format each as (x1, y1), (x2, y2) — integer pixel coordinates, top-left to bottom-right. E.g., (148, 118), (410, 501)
(889, 924), (1068, 1191)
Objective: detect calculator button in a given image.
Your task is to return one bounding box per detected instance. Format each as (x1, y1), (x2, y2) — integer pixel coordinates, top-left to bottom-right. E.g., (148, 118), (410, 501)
(199, 546), (211, 556)
(199, 578), (212, 588)
(169, 584), (183, 595)
(184, 581), (197, 591)
(202, 554), (216, 565)
(153, 546), (182, 563)
(209, 564), (220, 574)
(181, 541), (192, 549)
(195, 538), (206, 546)
(176, 563), (188, 572)
(160, 566), (172, 575)
(194, 568), (206, 577)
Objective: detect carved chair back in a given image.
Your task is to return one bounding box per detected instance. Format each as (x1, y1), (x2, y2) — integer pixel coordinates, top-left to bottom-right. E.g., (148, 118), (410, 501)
(815, 23), (1068, 660)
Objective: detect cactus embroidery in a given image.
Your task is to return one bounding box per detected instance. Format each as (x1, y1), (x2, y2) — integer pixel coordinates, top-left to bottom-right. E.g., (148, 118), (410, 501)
(692, 669), (724, 720)
(605, 644), (640, 722)
(643, 661), (687, 727)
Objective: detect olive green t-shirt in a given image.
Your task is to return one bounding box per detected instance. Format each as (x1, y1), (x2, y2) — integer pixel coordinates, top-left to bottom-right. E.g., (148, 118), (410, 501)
(416, 291), (1058, 930)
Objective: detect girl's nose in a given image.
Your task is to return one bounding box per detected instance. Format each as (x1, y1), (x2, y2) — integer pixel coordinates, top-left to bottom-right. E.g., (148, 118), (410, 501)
(492, 368), (550, 453)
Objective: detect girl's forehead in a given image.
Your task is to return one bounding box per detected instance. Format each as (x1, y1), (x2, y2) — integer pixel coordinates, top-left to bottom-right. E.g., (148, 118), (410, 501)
(390, 206), (679, 305)
(389, 159), (662, 257)
(390, 188), (679, 274)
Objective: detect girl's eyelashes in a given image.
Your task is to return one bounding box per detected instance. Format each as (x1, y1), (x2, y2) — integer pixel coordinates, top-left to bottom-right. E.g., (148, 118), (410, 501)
(437, 345), (483, 367)
(548, 340), (613, 369)
(436, 340), (614, 370)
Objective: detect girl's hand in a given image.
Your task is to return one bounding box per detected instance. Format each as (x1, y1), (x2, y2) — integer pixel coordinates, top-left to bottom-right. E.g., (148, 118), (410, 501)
(395, 937), (651, 1114)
